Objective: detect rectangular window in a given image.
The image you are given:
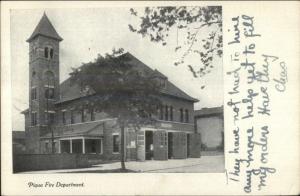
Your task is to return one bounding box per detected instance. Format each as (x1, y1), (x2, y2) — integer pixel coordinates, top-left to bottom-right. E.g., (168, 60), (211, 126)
(45, 112), (55, 124)
(180, 108), (184, 122)
(45, 87), (54, 99)
(31, 87), (37, 100)
(113, 134), (120, 153)
(90, 108), (95, 121)
(170, 106), (173, 121)
(159, 105), (164, 120)
(53, 141), (57, 153)
(45, 142), (49, 153)
(165, 105), (168, 121)
(81, 109), (87, 122)
(62, 111), (66, 124)
(70, 110), (74, 124)
(185, 109), (189, 123)
(85, 139), (102, 154)
(31, 112), (37, 126)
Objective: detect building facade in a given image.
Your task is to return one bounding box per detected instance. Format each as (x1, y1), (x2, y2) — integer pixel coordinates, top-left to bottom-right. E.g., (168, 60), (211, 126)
(194, 106), (224, 151)
(22, 13), (201, 161)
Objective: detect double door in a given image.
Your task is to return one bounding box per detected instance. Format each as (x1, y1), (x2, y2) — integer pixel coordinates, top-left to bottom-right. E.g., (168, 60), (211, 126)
(137, 130), (201, 161)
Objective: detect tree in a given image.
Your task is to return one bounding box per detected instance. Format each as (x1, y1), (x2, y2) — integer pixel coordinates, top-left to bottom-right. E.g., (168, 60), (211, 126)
(70, 48), (162, 171)
(128, 6), (222, 79)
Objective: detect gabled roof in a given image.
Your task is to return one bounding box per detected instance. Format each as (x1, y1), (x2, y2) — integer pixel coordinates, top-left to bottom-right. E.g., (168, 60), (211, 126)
(56, 52), (198, 104)
(27, 13), (63, 42)
(194, 106), (223, 118)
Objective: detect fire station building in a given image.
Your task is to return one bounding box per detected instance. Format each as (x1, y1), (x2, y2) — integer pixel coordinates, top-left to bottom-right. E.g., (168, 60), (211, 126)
(22, 13), (201, 162)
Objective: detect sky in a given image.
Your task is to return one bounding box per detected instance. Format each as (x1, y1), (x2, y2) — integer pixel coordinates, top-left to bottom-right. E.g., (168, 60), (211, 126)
(11, 8), (223, 131)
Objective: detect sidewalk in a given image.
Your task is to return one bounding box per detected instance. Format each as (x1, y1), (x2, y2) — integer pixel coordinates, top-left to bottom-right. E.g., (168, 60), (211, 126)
(20, 155), (224, 173)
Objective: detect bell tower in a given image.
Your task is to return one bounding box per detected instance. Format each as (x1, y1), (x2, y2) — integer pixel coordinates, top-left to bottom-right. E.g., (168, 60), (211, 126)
(26, 13), (63, 145)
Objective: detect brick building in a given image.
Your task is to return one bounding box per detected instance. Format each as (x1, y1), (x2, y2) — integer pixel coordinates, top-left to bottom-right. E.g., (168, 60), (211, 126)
(22, 13), (201, 161)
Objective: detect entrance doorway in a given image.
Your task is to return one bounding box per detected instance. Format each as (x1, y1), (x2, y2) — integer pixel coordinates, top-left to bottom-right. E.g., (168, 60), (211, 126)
(145, 131), (153, 160)
(168, 132), (173, 159)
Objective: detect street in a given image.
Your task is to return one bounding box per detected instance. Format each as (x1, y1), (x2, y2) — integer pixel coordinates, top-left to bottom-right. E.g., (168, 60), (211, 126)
(20, 155), (224, 173)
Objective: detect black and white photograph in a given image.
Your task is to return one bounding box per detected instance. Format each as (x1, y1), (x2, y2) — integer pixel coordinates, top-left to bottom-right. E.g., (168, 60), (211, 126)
(11, 7), (224, 173)
(2, 1), (300, 195)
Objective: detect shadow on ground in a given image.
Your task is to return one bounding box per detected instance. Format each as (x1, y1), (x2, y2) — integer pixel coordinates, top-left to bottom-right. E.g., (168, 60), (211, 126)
(63, 168), (137, 173)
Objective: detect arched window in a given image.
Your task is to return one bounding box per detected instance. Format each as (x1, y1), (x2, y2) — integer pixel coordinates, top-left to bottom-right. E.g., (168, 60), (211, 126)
(32, 71), (36, 78)
(44, 47), (49, 58)
(44, 46), (54, 59)
(50, 48), (54, 59)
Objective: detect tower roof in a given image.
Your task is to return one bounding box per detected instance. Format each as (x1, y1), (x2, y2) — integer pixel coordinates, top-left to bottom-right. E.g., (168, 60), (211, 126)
(27, 13), (63, 42)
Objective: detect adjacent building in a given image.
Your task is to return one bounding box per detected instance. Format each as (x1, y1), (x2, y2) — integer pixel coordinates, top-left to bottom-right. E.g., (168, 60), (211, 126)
(12, 131), (26, 154)
(22, 13), (201, 161)
(194, 106), (224, 151)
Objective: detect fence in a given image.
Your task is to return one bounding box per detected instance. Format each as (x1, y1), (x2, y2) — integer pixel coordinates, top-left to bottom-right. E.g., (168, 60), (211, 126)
(13, 153), (104, 173)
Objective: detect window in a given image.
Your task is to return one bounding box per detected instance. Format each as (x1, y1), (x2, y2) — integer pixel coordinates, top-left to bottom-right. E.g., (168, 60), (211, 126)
(44, 47), (54, 59)
(34, 47), (37, 55)
(70, 110), (74, 124)
(50, 48), (54, 59)
(159, 105), (163, 120)
(170, 106), (173, 121)
(31, 112), (37, 126)
(45, 142), (49, 153)
(165, 105), (168, 121)
(113, 134), (120, 153)
(180, 108), (184, 122)
(160, 79), (166, 88)
(53, 141), (57, 153)
(62, 111), (66, 124)
(90, 108), (95, 121)
(31, 87), (37, 100)
(45, 87), (54, 99)
(81, 109), (87, 122)
(85, 139), (102, 154)
(45, 112), (55, 124)
(44, 47), (49, 58)
(185, 109), (189, 123)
